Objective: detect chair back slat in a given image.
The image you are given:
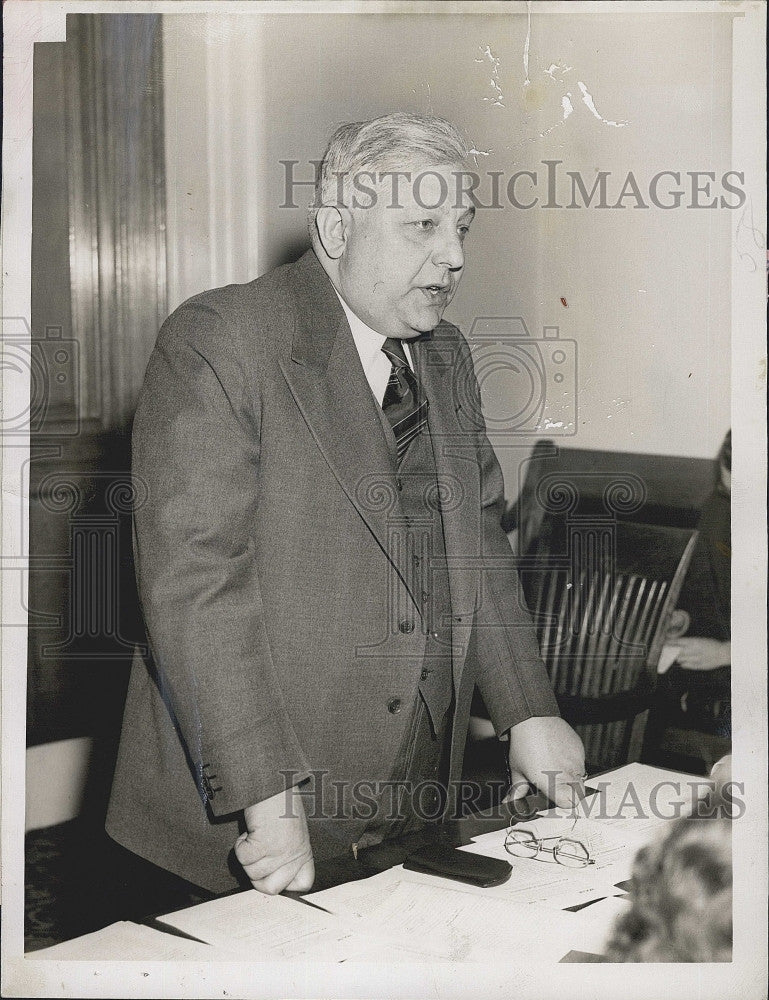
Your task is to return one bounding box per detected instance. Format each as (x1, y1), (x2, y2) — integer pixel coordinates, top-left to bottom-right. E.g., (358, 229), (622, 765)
(640, 580), (669, 652)
(523, 515), (699, 770)
(568, 568), (595, 695)
(593, 576), (625, 698)
(601, 575), (642, 690)
(606, 578), (648, 778)
(613, 576), (650, 682)
(582, 573), (613, 696)
(539, 571), (571, 693)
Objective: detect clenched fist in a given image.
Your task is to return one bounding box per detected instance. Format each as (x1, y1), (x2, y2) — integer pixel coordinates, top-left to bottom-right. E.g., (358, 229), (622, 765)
(235, 786), (315, 894)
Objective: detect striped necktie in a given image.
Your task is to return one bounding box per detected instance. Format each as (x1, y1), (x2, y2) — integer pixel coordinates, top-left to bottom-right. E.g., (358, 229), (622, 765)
(381, 338), (429, 462)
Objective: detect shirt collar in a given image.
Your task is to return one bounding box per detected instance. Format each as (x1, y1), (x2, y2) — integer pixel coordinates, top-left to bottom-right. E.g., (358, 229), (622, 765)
(333, 289), (387, 370)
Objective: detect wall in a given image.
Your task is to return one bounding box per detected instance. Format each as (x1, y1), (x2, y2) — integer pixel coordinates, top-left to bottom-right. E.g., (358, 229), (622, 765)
(163, 9), (733, 499)
(163, 15), (263, 309)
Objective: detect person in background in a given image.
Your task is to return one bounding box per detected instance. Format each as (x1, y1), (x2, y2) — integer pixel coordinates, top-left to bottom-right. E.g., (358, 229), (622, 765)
(651, 430), (732, 764)
(604, 816), (732, 962)
(674, 429), (731, 681)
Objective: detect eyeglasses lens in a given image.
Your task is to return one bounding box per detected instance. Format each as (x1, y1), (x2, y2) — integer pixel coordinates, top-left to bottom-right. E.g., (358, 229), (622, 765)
(504, 830), (539, 857)
(553, 838), (590, 868)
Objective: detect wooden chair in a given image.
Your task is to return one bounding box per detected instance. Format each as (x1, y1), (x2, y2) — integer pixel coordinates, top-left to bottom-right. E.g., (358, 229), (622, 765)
(519, 515), (698, 771)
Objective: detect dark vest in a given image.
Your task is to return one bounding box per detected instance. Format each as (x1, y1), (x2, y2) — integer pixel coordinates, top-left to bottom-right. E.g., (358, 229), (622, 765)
(373, 387), (455, 736)
(396, 429), (455, 733)
(352, 377), (455, 844)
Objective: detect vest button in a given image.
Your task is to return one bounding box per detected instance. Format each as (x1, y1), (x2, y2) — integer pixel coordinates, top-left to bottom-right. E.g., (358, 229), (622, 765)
(396, 477), (403, 491)
(398, 619), (415, 634)
(387, 698), (402, 714)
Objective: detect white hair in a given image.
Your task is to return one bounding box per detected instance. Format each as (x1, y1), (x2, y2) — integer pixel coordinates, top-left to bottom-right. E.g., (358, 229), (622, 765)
(308, 112), (470, 236)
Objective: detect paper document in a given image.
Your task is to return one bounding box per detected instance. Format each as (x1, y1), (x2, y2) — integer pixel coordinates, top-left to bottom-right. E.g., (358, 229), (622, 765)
(306, 866), (407, 920)
(569, 895), (632, 954)
(29, 921), (232, 961)
(349, 880), (600, 963)
(158, 889), (380, 962)
(310, 867), (608, 962)
(587, 763), (711, 836)
(457, 835), (625, 907)
(540, 763), (712, 837)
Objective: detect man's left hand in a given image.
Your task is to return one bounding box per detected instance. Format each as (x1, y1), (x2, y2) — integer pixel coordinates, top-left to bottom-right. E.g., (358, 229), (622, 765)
(506, 716), (586, 809)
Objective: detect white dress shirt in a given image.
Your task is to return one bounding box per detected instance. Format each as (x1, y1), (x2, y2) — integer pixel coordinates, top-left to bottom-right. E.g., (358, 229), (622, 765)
(334, 290), (414, 407)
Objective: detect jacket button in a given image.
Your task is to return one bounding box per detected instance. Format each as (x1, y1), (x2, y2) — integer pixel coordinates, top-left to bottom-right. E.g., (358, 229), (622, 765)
(420, 669), (430, 681)
(396, 477), (403, 491)
(398, 619), (415, 634)
(387, 698), (402, 714)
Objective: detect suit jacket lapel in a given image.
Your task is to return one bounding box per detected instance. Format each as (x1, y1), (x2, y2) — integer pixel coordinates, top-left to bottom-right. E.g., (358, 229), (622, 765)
(279, 251), (417, 604)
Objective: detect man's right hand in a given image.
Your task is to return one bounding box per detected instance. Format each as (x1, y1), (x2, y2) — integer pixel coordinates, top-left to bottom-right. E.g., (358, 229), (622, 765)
(234, 787), (315, 894)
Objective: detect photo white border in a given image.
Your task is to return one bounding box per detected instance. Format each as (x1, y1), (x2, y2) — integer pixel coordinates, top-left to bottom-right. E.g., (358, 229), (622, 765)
(2, 2), (766, 997)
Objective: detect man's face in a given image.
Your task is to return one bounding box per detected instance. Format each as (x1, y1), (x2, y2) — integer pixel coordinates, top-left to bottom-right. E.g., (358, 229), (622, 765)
(334, 161), (475, 339)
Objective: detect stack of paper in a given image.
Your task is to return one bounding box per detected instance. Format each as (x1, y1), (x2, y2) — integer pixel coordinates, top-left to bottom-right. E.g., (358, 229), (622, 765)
(534, 763), (712, 844)
(584, 762), (712, 832)
(29, 921), (232, 961)
(342, 880), (618, 963)
(306, 866), (409, 920)
(157, 889), (388, 962)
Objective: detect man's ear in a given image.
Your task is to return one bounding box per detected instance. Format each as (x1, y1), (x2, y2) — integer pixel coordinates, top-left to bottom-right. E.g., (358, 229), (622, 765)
(314, 205), (351, 260)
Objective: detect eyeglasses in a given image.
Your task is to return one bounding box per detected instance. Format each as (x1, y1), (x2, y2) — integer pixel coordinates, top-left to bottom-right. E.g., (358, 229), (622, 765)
(504, 818), (595, 869)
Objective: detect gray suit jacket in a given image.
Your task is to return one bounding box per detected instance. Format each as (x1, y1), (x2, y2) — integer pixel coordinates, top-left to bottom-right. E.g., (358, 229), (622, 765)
(106, 249), (559, 892)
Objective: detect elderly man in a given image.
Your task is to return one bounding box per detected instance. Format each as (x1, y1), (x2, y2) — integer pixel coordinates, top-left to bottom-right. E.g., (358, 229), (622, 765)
(106, 113), (584, 895)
